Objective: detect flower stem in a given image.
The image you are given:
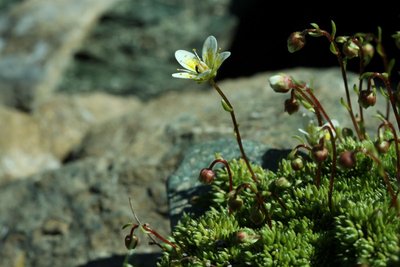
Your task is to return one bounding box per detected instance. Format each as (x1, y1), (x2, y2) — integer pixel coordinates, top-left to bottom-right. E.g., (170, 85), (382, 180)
(210, 79), (258, 183)
(209, 158), (233, 192)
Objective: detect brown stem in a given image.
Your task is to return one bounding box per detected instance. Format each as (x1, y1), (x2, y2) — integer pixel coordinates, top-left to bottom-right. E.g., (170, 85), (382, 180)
(323, 126), (337, 211)
(210, 79), (258, 183)
(378, 121), (400, 184)
(209, 158), (233, 191)
(372, 74), (400, 133)
(142, 224), (177, 248)
(306, 29), (362, 140)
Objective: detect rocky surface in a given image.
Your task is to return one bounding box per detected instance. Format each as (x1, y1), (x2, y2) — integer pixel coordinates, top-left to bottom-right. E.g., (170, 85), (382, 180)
(57, 0), (237, 100)
(0, 0), (121, 110)
(0, 67), (387, 267)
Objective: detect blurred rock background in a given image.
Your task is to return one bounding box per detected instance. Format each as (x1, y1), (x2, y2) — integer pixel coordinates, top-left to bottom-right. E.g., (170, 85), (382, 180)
(0, 0), (398, 266)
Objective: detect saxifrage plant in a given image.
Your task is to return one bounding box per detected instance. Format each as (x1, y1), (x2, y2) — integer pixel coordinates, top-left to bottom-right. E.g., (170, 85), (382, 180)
(123, 21), (400, 267)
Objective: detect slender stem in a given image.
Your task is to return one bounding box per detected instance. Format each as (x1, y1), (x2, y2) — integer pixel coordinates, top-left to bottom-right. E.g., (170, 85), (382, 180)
(323, 126), (337, 211)
(381, 121), (400, 184)
(209, 158), (233, 192)
(236, 182), (272, 228)
(210, 79), (258, 183)
(307, 29), (362, 140)
(373, 74), (400, 133)
(360, 149), (397, 208)
(142, 224), (177, 248)
(354, 38), (366, 139)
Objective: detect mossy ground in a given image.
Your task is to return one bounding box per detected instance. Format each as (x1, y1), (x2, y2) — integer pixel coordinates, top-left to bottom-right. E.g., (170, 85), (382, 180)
(157, 137), (400, 267)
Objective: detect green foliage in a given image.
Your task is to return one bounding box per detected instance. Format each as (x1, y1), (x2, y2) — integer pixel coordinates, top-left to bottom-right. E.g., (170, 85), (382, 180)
(158, 138), (400, 266)
(130, 22), (400, 267)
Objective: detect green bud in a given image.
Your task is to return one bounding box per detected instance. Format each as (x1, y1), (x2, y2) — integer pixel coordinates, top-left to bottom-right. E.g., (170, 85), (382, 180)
(287, 32), (306, 53)
(343, 40), (360, 59)
(125, 234), (139, 250)
(249, 207), (265, 225)
(269, 73), (293, 93)
(291, 157), (304, 171)
(227, 190), (243, 211)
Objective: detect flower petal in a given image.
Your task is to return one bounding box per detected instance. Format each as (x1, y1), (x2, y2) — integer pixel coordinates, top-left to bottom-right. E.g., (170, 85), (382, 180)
(214, 51), (231, 70)
(172, 72), (198, 79)
(175, 50), (199, 72)
(202, 36), (218, 67)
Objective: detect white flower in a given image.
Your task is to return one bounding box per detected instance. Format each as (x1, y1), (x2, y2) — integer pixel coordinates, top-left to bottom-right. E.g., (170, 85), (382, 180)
(172, 36), (231, 82)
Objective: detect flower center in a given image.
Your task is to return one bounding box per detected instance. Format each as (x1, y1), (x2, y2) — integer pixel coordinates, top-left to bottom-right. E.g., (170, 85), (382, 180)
(195, 61), (209, 73)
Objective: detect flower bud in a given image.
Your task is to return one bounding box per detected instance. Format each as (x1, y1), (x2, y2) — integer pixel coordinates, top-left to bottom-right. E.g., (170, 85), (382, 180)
(375, 140), (390, 154)
(343, 40), (359, 59)
(269, 74), (293, 93)
(291, 157), (304, 171)
(125, 234), (139, 250)
(338, 150), (356, 169)
(198, 168), (215, 184)
(312, 146), (329, 162)
(249, 207), (265, 225)
(362, 43), (374, 64)
(227, 191), (243, 211)
(358, 90), (376, 109)
(234, 229), (258, 244)
(284, 97), (300, 114)
(287, 32), (306, 53)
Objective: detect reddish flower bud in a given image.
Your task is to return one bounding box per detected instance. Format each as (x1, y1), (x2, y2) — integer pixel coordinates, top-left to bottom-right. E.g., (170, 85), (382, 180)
(358, 90), (376, 109)
(375, 140), (390, 154)
(312, 146), (329, 162)
(125, 234), (139, 250)
(269, 73), (293, 93)
(338, 150), (356, 169)
(287, 31), (306, 53)
(284, 98), (300, 114)
(198, 168), (215, 184)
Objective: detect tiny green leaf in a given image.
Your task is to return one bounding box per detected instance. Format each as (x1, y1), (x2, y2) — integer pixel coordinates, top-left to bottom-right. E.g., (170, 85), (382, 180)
(329, 42), (338, 55)
(221, 99), (233, 112)
(330, 20), (337, 39)
(387, 58), (395, 75)
(353, 84), (359, 94)
(340, 97), (350, 111)
(310, 23), (320, 29)
(360, 72), (375, 80)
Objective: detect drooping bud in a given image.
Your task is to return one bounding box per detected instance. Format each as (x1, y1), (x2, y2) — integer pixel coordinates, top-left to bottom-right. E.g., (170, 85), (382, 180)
(269, 73), (293, 93)
(227, 190), (243, 212)
(125, 234), (139, 250)
(362, 43), (374, 64)
(392, 32), (400, 50)
(284, 97), (300, 114)
(287, 31), (306, 53)
(338, 150), (357, 169)
(198, 168), (215, 184)
(341, 127), (354, 138)
(234, 229), (258, 244)
(312, 145), (329, 162)
(358, 90), (376, 109)
(249, 206), (265, 225)
(343, 40), (360, 59)
(375, 140), (390, 154)
(291, 157), (304, 171)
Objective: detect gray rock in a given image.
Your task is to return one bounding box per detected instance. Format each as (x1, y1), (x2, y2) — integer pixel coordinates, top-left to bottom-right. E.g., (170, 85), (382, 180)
(0, 156), (170, 267)
(0, 0), (121, 110)
(167, 138), (269, 228)
(57, 0), (237, 100)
